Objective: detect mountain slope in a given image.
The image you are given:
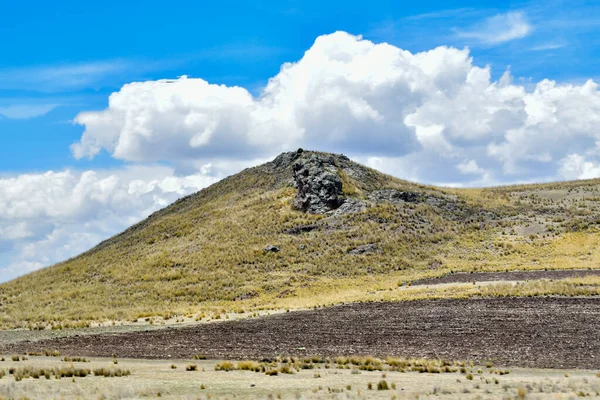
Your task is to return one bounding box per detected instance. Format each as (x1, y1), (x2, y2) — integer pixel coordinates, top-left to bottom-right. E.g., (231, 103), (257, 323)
(1, 150), (600, 329)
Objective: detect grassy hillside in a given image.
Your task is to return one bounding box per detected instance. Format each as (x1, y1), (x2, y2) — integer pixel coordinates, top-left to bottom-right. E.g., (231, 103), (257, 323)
(1, 150), (600, 329)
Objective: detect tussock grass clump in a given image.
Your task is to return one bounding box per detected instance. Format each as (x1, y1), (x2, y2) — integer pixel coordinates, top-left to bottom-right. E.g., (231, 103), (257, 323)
(279, 364), (293, 374)
(10, 355), (20, 362)
(237, 361), (261, 372)
(92, 367), (130, 377)
(210, 355), (486, 377)
(185, 364), (198, 371)
(62, 357), (89, 363)
(377, 380), (389, 390)
(11, 366), (94, 381)
(214, 361), (234, 371)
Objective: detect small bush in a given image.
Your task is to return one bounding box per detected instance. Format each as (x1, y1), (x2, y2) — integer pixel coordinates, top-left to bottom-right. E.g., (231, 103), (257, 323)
(377, 380), (389, 390)
(92, 367), (130, 377)
(185, 364), (198, 371)
(62, 357), (89, 363)
(214, 361), (234, 371)
(237, 360), (261, 372)
(10, 355), (20, 362)
(279, 364), (293, 374)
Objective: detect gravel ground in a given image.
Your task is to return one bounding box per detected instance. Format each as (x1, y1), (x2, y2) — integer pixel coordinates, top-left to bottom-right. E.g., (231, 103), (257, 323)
(3, 297), (600, 369)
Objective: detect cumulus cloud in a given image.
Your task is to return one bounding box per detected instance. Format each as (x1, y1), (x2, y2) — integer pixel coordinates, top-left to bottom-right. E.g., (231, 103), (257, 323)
(71, 31), (600, 184)
(559, 154), (600, 180)
(0, 166), (218, 282)
(455, 11), (532, 44)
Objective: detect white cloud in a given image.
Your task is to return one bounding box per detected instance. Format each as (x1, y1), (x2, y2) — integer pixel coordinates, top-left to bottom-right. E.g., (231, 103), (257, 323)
(457, 159), (485, 175)
(0, 104), (59, 119)
(0, 165), (218, 283)
(72, 31), (600, 185)
(559, 154), (600, 180)
(455, 11), (532, 44)
(530, 42), (567, 51)
(0, 60), (130, 92)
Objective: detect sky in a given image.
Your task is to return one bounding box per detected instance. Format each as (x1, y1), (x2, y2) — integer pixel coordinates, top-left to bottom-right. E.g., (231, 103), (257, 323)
(1, 0), (600, 282)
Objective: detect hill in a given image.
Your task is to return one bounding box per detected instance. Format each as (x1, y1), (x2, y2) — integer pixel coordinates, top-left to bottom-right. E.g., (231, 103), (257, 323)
(1, 149), (600, 329)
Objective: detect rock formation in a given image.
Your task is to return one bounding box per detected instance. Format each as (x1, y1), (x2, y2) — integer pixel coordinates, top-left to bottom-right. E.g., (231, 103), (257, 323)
(292, 153), (345, 214)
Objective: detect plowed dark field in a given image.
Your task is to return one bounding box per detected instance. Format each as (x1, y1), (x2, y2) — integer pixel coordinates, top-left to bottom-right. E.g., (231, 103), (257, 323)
(412, 269), (600, 285)
(4, 297), (600, 369)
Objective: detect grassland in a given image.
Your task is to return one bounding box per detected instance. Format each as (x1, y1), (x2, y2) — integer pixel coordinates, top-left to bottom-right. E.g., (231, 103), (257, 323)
(1, 356), (600, 399)
(1, 150), (600, 329)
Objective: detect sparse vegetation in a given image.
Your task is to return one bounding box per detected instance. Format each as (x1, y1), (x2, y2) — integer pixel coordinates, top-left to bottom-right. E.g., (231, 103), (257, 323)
(207, 355), (493, 376)
(0, 356), (591, 400)
(376, 380), (389, 390)
(1, 150), (600, 329)
(10, 366), (95, 381)
(92, 367), (131, 377)
(62, 357), (89, 363)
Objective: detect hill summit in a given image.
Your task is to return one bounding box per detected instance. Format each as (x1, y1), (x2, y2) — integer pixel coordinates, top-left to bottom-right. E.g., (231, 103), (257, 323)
(2, 149), (600, 329)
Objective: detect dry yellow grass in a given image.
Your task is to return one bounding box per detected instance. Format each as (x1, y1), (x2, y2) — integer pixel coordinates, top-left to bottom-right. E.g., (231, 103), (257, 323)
(1, 150), (600, 329)
(0, 357), (599, 399)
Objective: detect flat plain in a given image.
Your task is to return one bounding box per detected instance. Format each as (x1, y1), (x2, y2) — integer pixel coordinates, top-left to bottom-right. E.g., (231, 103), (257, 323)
(1, 357), (600, 399)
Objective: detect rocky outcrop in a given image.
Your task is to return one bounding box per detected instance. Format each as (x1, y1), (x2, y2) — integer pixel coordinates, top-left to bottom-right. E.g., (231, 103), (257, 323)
(326, 198), (368, 217)
(293, 153), (345, 214)
(283, 224), (319, 235)
(368, 189), (420, 204)
(348, 243), (382, 255)
(285, 150), (429, 216)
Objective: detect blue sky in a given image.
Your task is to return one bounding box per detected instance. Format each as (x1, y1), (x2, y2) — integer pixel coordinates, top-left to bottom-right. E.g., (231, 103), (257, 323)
(2, 0), (599, 172)
(1, 0), (600, 282)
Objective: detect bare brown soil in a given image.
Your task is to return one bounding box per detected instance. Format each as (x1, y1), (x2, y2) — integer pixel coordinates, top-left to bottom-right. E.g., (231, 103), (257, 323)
(3, 297), (600, 369)
(413, 269), (600, 285)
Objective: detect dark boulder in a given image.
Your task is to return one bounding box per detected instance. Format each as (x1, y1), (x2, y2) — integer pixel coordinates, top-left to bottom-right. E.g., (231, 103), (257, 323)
(348, 243), (382, 255)
(368, 189), (420, 204)
(293, 154), (345, 214)
(264, 245), (280, 253)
